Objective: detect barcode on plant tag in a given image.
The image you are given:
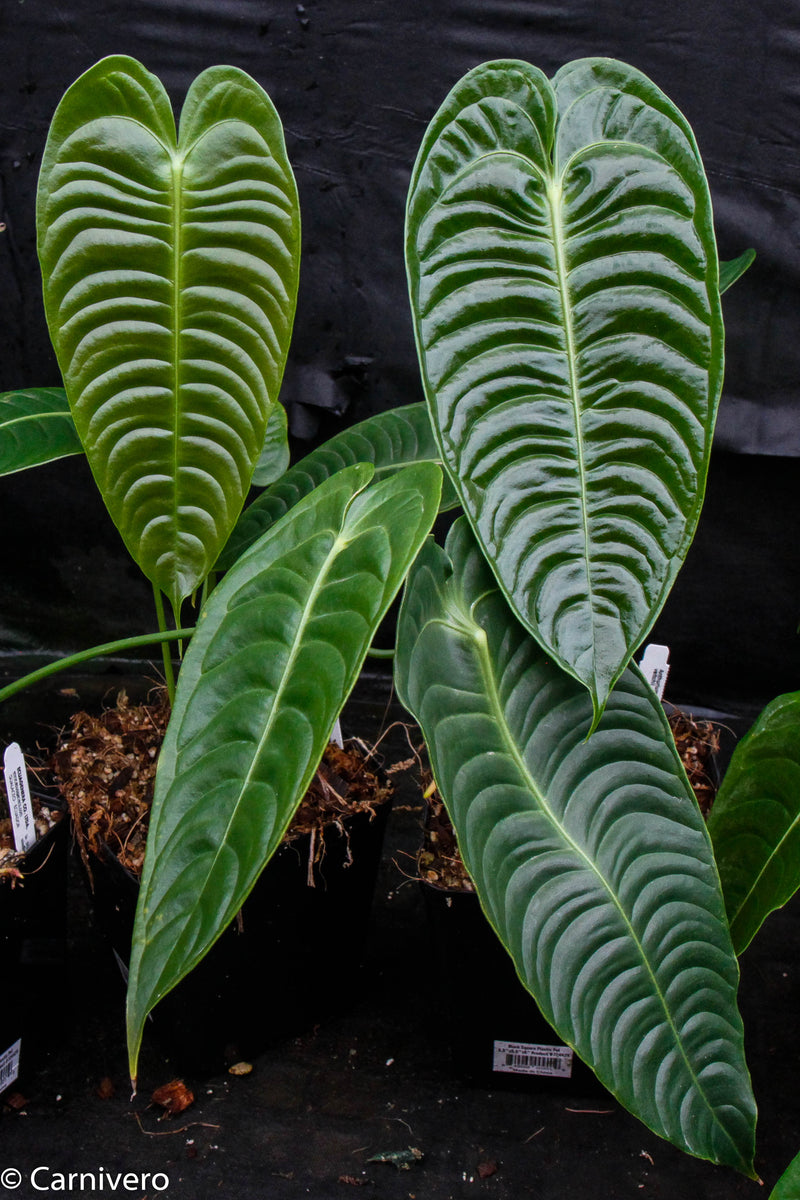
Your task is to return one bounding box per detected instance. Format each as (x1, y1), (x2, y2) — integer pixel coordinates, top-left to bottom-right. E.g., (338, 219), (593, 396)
(3, 743), (35, 853)
(492, 1039), (573, 1078)
(0, 1040), (21, 1093)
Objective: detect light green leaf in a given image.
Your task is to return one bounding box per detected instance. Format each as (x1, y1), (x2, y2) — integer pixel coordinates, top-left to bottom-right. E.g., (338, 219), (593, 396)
(406, 58), (723, 722)
(708, 691), (800, 954)
(126, 460), (442, 1081)
(252, 400), (290, 487)
(0, 388), (82, 475)
(217, 401), (458, 570)
(395, 517), (755, 1174)
(37, 56), (301, 615)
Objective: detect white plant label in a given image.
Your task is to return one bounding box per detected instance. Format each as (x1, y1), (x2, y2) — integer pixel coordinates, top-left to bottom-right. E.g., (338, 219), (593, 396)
(0, 1039), (21, 1094)
(492, 1039), (573, 1078)
(3, 742), (35, 853)
(639, 643), (670, 701)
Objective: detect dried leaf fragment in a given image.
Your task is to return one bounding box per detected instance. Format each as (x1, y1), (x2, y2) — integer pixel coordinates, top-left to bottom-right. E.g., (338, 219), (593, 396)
(228, 1061), (253, 1076)
(151, 1078), (194, 1116)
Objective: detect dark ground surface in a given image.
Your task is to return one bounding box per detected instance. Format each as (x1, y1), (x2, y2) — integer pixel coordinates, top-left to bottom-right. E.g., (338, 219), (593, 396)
(1, 669), (799, 1200)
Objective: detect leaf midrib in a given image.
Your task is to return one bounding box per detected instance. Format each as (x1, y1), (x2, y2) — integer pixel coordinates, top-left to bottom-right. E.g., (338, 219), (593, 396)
(546, 173), (595, 682)
(2, 412), (71, 430)
(169, 147), (186, 610)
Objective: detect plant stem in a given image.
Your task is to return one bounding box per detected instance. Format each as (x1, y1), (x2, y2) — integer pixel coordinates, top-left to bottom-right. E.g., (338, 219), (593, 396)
(152, 585), (177, 704)
(366, 646), (395, 660)
(201, 571), (217, 607)
(0, 629), (194, 706)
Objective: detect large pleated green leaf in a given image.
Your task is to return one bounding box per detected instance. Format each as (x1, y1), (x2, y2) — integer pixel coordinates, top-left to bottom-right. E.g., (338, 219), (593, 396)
(217, 401), (458, 570)
(708, 691), (800, 955)
(395, 518), (755, 1174)
(0, 388), (82, 475)
(126, 460), (442, 1081)
(405, 58), (723, 721)
(37, 56), (301, 615)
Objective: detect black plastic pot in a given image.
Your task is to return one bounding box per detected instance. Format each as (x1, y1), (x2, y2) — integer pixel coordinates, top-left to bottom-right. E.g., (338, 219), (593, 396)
(85, 798), (391, 1076)
(0, 803), (69, 1095)
(422, 879), (609, 1096)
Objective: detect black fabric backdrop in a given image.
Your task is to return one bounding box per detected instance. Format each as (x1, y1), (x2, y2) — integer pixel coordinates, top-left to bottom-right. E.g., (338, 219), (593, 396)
(0, 0), (798, 706)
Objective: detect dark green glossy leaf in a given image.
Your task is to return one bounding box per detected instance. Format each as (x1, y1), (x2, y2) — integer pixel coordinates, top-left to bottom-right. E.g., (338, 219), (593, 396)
(395, 517), (755, 1174)
(0, 388), (82, 475)
(770, 1148), (800, 1200)
(708, 691), (800, 954)
(126, 460), (442, 1080)
(37, 56), (301, 614)
(406, 58), (723, 721)
(252, 400), (290, 486)
(217, 402), (458, 570)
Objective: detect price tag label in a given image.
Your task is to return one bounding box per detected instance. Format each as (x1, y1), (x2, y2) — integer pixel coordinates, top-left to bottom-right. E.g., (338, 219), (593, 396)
(0, 1039), (21, 1094)
(3, 743), (36, 853)
(493, 1039), (573, 1078)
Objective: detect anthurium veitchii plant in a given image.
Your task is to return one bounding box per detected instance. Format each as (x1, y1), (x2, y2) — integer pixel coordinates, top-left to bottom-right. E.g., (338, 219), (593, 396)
(0, 55), (443, 1087)
(394, 57), (758, 1175)
(0, 52), (761, 1176)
